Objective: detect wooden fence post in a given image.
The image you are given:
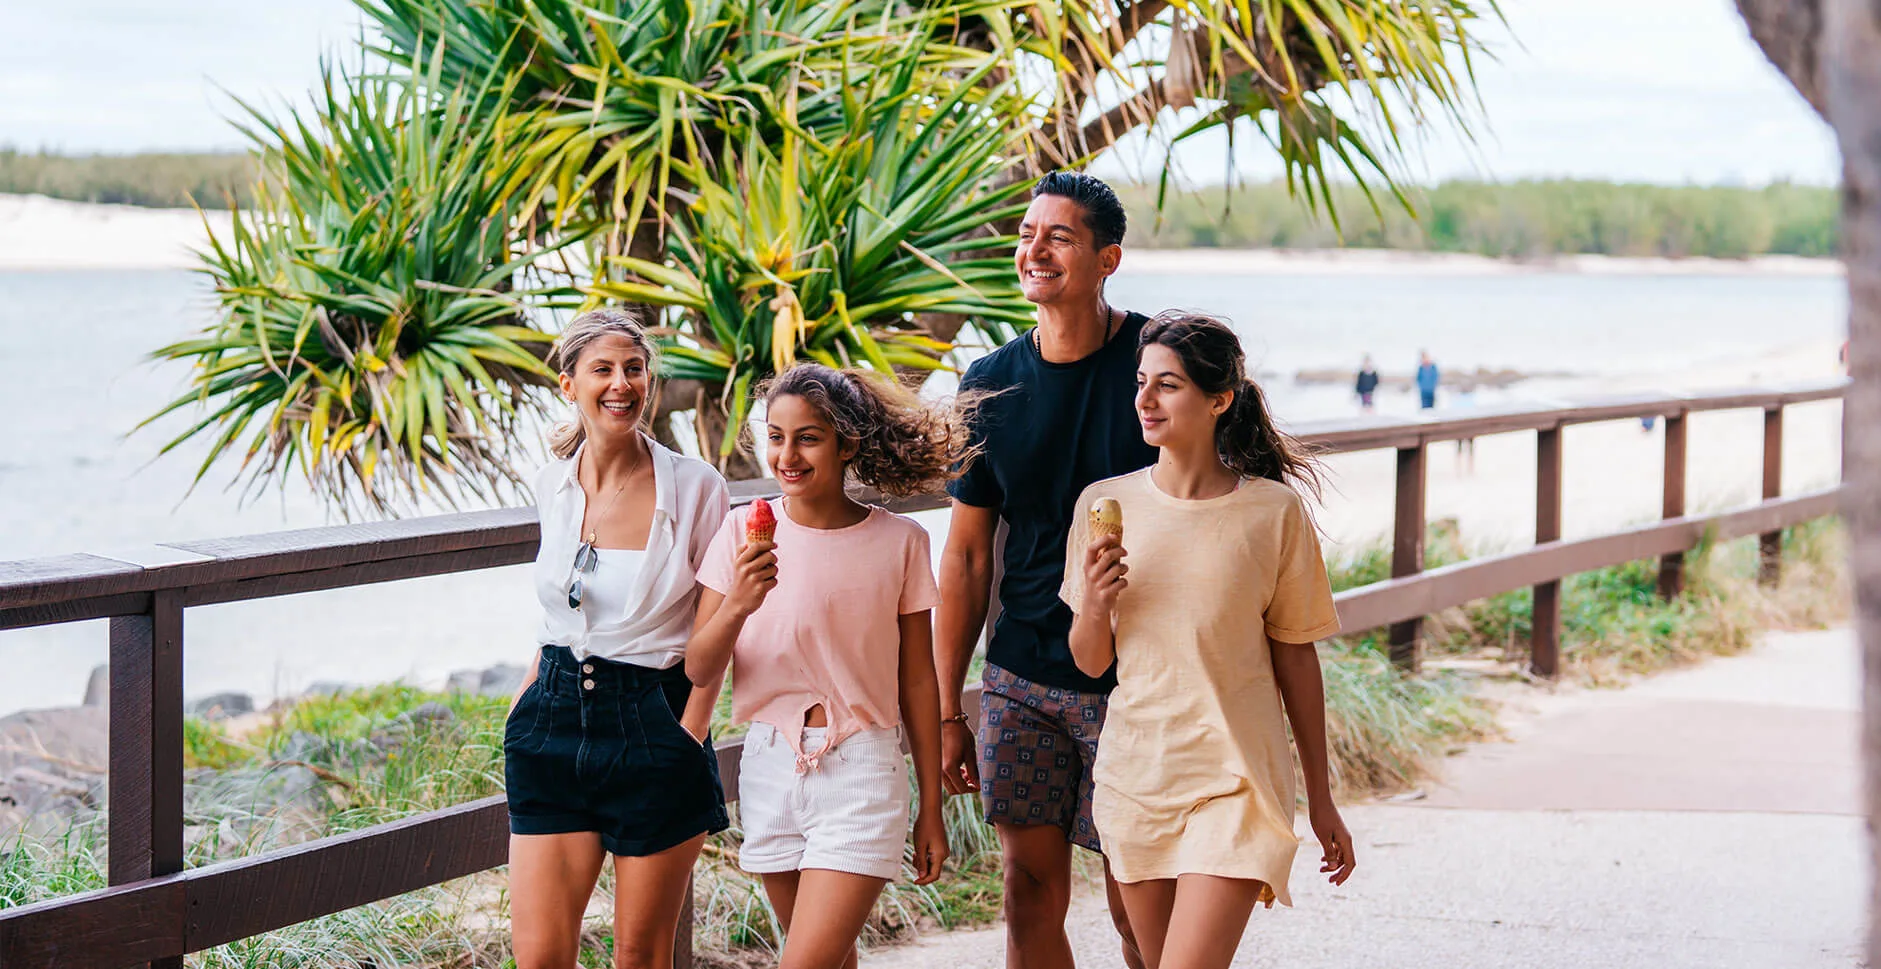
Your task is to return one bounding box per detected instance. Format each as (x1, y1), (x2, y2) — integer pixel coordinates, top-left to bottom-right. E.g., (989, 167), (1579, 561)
(1389, 443), (1427, 671)
(1658, 412), (1688, 599)
(108, 589), (185, 969)
(1531, 427), (1564, 678)
(1761, 405), (1785, 584)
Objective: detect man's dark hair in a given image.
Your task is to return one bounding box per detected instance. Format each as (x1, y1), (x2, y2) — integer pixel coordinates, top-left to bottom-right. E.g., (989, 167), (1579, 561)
(1033, 171), (1127, 249)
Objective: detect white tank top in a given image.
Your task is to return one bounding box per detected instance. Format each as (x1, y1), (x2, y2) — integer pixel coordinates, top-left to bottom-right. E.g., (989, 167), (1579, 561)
(579, 549), (650, 657)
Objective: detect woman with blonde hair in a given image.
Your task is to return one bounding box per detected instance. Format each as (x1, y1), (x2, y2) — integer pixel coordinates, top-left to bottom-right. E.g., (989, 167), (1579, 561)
(503, 307), (731, 968)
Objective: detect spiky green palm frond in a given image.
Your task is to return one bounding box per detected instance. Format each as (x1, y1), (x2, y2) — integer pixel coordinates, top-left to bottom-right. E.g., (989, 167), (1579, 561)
(148, 54), (583, 516)
(587, 36), (1037, 458)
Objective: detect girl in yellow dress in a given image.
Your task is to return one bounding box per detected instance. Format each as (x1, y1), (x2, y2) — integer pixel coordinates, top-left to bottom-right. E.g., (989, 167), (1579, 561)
(1063, 312), (1355, 969)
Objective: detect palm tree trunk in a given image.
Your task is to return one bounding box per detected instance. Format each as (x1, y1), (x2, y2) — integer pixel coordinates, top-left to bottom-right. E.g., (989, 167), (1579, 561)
(1820, 7), (1881, 959)
(1736, 1), (1880, 960)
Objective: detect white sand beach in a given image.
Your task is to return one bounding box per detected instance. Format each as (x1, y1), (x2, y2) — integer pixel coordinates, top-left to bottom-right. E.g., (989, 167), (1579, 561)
(0, 194), (1847, 278)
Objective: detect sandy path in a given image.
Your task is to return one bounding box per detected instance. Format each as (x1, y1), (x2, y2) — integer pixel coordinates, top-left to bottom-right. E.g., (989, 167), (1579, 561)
(860, 628), (1866, 969)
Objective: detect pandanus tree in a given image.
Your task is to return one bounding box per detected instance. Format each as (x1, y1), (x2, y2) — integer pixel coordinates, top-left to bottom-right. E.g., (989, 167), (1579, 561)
(154, 0), (1499, 512)
(1732, 1), (1881, 960)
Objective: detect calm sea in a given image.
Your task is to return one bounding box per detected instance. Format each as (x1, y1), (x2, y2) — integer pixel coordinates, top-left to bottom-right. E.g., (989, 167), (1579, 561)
(0, 267), (1848, 715)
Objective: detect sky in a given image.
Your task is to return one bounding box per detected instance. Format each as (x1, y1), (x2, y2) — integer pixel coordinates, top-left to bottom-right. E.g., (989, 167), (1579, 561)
(0, 0), (1841, 187)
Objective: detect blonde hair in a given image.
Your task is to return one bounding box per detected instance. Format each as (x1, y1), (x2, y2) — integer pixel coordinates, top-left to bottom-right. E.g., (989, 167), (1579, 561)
(547, 308), (657, 460)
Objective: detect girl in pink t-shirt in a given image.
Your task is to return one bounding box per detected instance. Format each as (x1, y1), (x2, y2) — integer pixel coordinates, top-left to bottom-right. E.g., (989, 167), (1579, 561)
(687, 363), (975, 967)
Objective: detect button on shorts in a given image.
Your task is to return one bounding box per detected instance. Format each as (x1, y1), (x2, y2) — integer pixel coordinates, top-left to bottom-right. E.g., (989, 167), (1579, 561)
(504, 645), (729, 856)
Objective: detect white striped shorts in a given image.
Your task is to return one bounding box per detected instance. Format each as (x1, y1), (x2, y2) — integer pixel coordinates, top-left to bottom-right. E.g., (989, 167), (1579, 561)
(737, 722), (911, 880)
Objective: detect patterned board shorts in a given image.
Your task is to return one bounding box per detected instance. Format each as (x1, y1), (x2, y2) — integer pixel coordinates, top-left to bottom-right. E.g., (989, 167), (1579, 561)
(977, 662), (1109, 852)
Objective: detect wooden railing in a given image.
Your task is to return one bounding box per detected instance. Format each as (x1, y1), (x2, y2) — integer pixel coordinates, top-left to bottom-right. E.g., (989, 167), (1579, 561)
(0, 381), (1845, 969)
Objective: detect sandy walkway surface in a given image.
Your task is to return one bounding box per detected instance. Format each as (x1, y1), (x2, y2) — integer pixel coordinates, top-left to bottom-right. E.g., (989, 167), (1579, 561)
(861, 628), (1866, 969)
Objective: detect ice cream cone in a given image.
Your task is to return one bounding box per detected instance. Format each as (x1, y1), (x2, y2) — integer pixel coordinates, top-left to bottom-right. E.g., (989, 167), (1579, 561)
(747, 497), (777, 545)
(1089, 497), (1123, 541)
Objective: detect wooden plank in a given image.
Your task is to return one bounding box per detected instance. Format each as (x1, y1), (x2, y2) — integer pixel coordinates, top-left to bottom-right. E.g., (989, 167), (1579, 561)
(1388, 444), (1426, 670)
(0, 509), (537, 614)
(1761, 406), (1784, 584)
(108, 591), (185, 890)
(1658, 411), (1688, 598)
(1531, 427), (1564, 678)
(183, 542), (538, 608)
(0, 592), (152, 631)
(184, 796), (509, 951)
(0, 880), (183, 969)
(107, 590), (185, 969)
(1335, 489), (1839, 633)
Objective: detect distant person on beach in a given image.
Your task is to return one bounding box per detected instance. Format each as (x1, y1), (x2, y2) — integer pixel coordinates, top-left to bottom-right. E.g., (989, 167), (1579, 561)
(936, 170), (1156, 969)
(686, 364), (963, 967)
(1355, 355), (1380, 412)
(1416, 351), (1440, 410)
(1065, 313), (1355, 966)
(505, 309), (731, 969)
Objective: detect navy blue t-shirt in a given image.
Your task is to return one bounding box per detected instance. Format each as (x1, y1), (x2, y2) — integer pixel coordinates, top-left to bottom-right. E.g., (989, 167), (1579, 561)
(948, 311), (1160, 694)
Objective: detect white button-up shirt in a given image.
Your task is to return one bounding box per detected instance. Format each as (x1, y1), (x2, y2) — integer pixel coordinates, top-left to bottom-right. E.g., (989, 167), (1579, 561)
(533, 435), (730, 667)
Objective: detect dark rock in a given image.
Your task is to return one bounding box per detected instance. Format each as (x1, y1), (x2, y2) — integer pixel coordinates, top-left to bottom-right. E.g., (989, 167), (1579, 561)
(188, 693), (255, 720)
(82, 664), (108, 707)
(478, 664), (526, 698)
(369, 702), (459, 754)
(445, 669), (481, 694)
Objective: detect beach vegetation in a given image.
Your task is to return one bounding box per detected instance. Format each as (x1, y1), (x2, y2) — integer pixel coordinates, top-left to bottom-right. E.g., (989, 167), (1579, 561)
(146, 0), (1498, 505)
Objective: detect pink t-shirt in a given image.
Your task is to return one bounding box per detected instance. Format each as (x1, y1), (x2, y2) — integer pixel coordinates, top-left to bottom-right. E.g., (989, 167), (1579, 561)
(699, 502), (940, 765)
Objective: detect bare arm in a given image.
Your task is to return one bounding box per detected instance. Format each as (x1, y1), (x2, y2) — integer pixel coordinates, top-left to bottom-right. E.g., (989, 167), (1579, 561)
(933, 501), (999, 794)
(680, 667), (727, 743)
(897, 609), (949, 884)
(1272, 640), (1356, 885)
(933, 501), (998, 712)
(682, 544), (776, 686)
(1067, 532), (1126, 678)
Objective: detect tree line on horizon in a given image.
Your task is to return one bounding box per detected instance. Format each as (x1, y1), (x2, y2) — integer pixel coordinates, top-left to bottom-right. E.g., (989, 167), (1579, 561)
(1119, 179), (1840, 259)
(0, 149), (1837, 261)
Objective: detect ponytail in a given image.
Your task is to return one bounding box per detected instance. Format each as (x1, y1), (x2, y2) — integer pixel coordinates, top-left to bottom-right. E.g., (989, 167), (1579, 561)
(1139, 312), (1323, 498)
(757, 364), (986, 497)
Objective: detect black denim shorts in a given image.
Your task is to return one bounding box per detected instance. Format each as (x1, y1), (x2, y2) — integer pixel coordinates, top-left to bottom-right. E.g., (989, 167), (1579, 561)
(504, 645), (730, 856)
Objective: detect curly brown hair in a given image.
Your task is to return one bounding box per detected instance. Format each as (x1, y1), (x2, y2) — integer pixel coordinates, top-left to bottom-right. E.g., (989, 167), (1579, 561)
(756, 364), (984, 497)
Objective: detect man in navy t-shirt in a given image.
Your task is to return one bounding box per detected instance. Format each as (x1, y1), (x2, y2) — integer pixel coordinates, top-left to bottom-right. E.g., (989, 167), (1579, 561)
(935, 171), (1155, 969)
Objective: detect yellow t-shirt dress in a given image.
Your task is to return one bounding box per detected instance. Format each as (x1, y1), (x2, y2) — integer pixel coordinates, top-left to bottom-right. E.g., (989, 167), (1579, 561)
(1061, 469), (1340, 905)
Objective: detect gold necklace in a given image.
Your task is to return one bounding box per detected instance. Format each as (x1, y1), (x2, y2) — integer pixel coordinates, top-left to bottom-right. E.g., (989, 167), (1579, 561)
(581, 445), (643, 545)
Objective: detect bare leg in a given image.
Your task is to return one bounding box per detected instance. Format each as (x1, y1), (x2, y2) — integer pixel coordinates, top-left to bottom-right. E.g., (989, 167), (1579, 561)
(1113, 877), (1177, 969)
(998, 823), (1075, 969)
(1102, 858), (1149, 969)
(610, 833), (708, 969)
(765, 868), (888, 969)
(510, 832), (607, 969)
(1157, 874), (1266, 969)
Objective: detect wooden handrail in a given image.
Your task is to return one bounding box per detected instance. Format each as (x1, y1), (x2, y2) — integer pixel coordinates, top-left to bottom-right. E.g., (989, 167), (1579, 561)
(0, 378), (1849, 969)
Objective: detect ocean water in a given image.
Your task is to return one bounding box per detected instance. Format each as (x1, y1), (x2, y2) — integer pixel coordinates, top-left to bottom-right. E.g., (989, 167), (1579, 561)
(0, 267), (1848, 715)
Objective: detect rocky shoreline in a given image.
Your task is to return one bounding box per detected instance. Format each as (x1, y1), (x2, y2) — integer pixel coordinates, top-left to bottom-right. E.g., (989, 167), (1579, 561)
(0, 661), (526, 844)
